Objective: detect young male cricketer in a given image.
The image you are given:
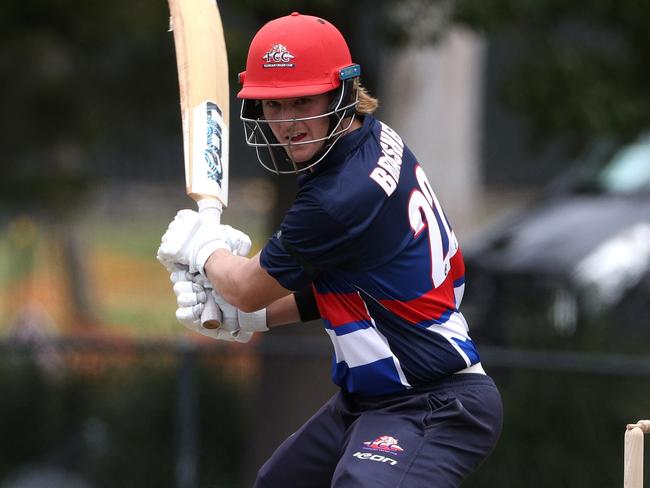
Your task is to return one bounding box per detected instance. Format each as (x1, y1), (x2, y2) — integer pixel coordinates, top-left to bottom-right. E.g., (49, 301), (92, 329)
(158, 12), (502, 488)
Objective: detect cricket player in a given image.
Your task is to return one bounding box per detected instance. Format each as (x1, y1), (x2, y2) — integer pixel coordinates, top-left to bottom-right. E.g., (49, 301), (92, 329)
(158, 12), (502, 487)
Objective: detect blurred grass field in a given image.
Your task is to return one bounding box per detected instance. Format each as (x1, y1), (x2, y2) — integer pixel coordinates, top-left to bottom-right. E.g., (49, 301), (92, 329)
(0, 217), (175, 337)
(87, 219), (182, 336)
(0, 179), (274, 338)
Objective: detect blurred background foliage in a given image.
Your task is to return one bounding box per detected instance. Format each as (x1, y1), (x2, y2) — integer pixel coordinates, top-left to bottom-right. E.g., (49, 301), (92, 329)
(1, 0), (649, 487)
(3, 0), (649, 212)
(453, 0), (650, 148)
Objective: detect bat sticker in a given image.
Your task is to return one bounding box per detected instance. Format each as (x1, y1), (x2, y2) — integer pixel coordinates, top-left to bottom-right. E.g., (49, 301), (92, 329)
(205, 101), (224, 186)
(191, 99), (229, 203)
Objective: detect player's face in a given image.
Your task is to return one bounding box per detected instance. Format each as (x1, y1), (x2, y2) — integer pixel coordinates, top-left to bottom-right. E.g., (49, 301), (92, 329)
(261, 93), (331, 163)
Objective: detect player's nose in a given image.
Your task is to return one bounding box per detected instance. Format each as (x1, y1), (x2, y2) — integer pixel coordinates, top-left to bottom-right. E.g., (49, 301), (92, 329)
(279, 107), (296, 122)
(277, 108), (298, 131)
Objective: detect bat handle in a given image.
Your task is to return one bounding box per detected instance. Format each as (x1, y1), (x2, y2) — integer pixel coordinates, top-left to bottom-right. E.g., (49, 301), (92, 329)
(197, 198), (223, 329)
(201, 294), (222, 330)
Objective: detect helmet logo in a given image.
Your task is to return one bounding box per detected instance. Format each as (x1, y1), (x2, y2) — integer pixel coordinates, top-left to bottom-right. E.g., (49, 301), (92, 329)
(262, 44), (295, 68)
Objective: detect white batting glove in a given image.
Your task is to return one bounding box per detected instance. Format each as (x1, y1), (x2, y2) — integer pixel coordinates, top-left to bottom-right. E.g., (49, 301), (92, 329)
(212, 292), (269, 342)
(170, 270), (267, 343)
(171, 270), (224, 340)
(157, 209), (252, 275)
(171, 270), (214, 336)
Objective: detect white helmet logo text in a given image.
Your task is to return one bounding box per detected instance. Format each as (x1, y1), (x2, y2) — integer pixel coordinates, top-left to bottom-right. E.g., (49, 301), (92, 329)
(262, 44), (295, 68)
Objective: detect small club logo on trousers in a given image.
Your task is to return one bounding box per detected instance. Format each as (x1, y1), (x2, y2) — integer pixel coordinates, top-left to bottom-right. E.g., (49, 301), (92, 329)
(363, 435), (404, 453)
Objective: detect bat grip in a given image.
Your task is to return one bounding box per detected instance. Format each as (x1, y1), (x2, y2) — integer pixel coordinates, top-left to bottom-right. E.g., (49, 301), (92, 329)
(197, 198), (223, 329)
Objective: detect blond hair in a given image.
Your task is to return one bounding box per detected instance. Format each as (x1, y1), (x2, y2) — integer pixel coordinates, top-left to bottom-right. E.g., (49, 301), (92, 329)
(355, 82), (379, 115)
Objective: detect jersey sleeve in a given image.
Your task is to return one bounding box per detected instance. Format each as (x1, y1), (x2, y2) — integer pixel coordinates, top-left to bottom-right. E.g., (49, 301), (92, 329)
(260, 190), (358, 290)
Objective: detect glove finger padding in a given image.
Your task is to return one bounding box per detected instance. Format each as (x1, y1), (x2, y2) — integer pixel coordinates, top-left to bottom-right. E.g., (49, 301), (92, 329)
(176, 304), (204, 327)
(170, 268), (193, 284)
(192, 272), (213, 290)
(169, 266), (261, 344)
(173, 280), (201, 295)
(173, 282), (208, 306)
(177, 290), (207, 308)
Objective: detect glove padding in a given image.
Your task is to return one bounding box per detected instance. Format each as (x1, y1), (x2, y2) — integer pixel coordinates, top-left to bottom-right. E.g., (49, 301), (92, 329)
(212, 293), (269, 342)
(170, 269), (267, 342)
(157, 209), (252, 275)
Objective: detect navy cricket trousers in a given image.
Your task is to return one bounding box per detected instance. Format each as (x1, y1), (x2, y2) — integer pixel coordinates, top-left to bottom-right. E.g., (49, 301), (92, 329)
(254, 373), (503, 488)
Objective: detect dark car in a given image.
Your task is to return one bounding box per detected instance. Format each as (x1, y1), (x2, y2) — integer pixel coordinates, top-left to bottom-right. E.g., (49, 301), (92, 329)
(463, 137), (650, 352)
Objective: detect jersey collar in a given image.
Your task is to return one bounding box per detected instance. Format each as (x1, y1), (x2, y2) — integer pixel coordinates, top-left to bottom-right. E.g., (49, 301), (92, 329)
(298, 114), (375, 185)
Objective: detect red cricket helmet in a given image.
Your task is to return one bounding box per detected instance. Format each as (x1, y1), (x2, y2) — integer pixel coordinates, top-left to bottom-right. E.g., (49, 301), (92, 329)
(237, 12), (362, 174)
(237, 12), (356, 100)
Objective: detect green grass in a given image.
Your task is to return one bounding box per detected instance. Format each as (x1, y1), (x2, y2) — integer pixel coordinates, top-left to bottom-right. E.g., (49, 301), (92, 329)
(0, 239), (10, 284)
(99, 304), (179, 337)
(82, 219), (170, 259)
(0, 211), (270, 336)
(82, 215), (270, 259)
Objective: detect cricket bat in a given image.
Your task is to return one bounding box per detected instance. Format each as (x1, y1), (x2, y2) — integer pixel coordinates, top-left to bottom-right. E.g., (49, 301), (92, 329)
(168, 0), (229, 328)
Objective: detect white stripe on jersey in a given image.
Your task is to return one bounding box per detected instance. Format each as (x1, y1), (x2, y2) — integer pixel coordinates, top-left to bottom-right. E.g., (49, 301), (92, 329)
(325, 327), (392, 368)
(426, 311), (472, 367)
(454, 282), (465, 308)
(359, 294), (412, 389)
(325, 325), (412, 389)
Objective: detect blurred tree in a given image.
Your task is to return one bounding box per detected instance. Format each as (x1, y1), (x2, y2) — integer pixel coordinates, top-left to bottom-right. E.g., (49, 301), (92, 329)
(0, 0), (180, 328)
(452, 0), (650, 148)
(382, 0), (455, 45)
(0, 0), (180, 181)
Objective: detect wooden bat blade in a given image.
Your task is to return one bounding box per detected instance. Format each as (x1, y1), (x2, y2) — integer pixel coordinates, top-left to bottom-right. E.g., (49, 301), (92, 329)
(168, 0), (230, 329)
(168, 0), (229, 207)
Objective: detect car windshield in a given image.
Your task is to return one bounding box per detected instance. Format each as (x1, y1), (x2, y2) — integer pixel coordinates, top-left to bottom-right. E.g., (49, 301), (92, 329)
(593, 139), (650, 194)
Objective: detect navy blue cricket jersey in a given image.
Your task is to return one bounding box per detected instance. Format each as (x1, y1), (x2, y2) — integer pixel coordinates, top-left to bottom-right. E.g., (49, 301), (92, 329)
(261, 115), (480, 396)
